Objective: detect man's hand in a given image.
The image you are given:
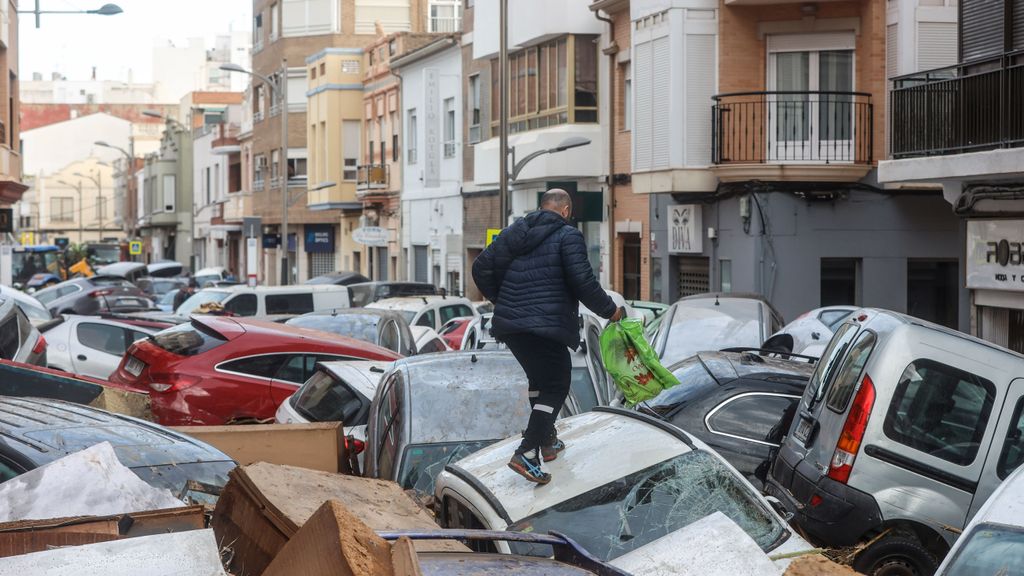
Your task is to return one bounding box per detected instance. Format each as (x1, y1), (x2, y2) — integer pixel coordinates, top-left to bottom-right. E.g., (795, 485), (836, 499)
(609, 306), (626, 322)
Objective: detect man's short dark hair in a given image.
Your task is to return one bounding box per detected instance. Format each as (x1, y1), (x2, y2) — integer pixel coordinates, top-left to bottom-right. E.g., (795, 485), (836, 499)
(540, 189), (572, 211)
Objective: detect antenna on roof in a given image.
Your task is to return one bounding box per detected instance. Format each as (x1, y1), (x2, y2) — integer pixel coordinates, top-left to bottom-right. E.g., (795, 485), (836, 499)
(715, 294), (720, 306)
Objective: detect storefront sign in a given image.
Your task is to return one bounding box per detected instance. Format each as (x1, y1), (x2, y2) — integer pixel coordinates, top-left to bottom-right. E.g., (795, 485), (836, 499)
(967, 219), (1024, 292)
(262, 233), (280, 249)
(353, 226), (388, 247)
(304, 224), (335, 253)
(423, 67), (440, 189)
(667, 205), (702, 254)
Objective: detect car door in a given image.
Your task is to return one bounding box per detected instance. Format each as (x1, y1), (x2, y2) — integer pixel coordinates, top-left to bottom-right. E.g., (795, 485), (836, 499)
(968, 378), (1024, 520)
(414, 308), (437, 331)
(69, 320), (129, 379)
(215, 354), (292, 422)
(581, 313), (615, 405)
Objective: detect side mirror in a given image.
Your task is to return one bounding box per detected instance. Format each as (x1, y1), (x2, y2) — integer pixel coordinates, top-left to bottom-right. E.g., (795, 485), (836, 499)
(765, 496), (794, 522)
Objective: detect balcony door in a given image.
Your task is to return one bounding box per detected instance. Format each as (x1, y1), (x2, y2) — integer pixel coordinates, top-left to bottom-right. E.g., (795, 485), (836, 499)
(767, 33), (855, 163)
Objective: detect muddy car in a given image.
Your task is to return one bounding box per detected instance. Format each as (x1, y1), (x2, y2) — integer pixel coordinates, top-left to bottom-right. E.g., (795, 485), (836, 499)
(434, 408), (813, 571)
(363, 351), (530, 497)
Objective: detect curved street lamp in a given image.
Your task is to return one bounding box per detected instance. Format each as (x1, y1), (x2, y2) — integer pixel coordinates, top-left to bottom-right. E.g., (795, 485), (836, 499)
(19, 2), (123, 28)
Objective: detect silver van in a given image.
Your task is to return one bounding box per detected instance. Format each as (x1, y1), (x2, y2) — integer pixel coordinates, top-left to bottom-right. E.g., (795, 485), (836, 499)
(767, 309), (1024, 575)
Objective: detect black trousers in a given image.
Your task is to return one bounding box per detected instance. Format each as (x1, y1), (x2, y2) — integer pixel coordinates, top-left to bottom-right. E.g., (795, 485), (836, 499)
(503, 332), (571, 455)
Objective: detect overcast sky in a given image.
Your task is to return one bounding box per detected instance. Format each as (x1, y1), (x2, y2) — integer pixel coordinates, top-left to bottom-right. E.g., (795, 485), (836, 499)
(19, 0), (251, 83)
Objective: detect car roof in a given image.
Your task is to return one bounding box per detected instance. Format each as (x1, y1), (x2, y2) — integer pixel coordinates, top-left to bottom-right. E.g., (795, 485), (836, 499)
(369, 296), (470, 311)
(73, 314), (172, 331)
(394, 351), (530, 444)
(217, 284), (349, 295)
(695, 350), (816, 383)
(858, 308), (1024, 361)
(147, 261), (182, 270)
(448, 410), (692, 522)
(0, 396), (232, 468)
(97, 262), (147, 275)
(298, 308), (402, 320)
(217, 317), (403, 358)
(317, 360), (391, 399)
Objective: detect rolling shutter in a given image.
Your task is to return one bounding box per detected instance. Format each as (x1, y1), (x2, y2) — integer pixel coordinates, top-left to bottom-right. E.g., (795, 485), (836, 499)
(686, 34), (715, 167)
(960, 0), (1004, 62)
(651, 36), (671, 168)
(918, 22), (958, 71)
(633, 40), (653, 171)
(1014, 0), (1024, 50)
(886, 24), (898, 78)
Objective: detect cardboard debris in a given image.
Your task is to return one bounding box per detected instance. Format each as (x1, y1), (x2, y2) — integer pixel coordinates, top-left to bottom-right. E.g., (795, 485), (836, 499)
(212, 462), (467, 576)
(88, 386), (153, 421)
(0, 360), (153, 421)
(172, 422), (349, 473)
(783, 555), (860, 576)
(0, 442), (183, 523)
(610, 512), (781, 576)
(263, 500), (396, 576)
(0, 528), (227, 575)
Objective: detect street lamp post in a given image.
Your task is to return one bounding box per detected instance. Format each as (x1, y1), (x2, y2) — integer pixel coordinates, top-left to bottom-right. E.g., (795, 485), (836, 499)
(18, 2), (122, 28)
(498, 0), (509, 227)
(221, 61), (291, 285)
(95, 139), (135, 239)
(57, 179), (84, 244)
(74, 170), (103, 240)
(508, 137), (592, 182)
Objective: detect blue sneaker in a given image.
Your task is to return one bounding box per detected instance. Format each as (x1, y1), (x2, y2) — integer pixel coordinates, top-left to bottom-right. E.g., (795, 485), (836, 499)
(541, 438), (566, 462)
(508, 451), (551, 484)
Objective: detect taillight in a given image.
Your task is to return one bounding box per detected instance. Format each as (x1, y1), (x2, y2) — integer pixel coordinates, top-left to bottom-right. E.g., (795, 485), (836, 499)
(31, 335), (47, 355)
(828, 374), (876, 484)
(344, 435), (366, 455)
(90, 289), (114, 298)
(149, 373), (201, 393)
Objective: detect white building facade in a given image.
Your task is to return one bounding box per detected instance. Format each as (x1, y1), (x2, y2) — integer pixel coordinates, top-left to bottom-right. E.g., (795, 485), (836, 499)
(396, 39), (465, 294)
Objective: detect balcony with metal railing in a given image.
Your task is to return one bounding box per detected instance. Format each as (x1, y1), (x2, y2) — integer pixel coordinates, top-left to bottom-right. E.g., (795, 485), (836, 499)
(710, 91), (874, 182)
(356, 164), (390, 196)
(889, 54), (1024, 159)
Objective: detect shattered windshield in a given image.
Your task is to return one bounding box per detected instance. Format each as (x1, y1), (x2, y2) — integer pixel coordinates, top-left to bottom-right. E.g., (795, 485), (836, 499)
(131, 461), (236, 496)
(398, 441), (494, 497)
(506, 450), (786, 561)
(942, 523), (1024, 576)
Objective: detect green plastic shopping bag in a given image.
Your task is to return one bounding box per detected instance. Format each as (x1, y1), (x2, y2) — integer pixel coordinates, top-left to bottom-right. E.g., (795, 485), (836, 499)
(599, 318), (681, 406)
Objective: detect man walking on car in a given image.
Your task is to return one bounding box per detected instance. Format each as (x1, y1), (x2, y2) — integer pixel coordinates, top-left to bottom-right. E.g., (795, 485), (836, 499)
(473, 189), (623, 484)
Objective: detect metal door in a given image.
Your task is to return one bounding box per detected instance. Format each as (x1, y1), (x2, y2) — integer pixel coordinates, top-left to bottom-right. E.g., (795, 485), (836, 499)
(414, 246), (428, 283)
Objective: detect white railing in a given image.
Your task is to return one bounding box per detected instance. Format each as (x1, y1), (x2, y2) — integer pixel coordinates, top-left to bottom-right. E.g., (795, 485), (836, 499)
(429, 16), (461, 33)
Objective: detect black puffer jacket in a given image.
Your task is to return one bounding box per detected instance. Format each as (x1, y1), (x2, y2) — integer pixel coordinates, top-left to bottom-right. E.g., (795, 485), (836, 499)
(472, 210), (617, 348)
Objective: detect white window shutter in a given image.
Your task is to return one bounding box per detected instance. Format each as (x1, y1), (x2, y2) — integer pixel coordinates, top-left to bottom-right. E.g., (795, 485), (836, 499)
(633, 40), (653, 172)
(282, 0), (306, 36)
(650, 36), (670, 169)
(685, 34), (715, 168)
(917, 22), (957, 72)
(886, 24), (898, 78)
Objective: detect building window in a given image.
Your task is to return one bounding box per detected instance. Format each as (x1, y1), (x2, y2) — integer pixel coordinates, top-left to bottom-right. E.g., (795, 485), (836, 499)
(254, 12), (264, 50)
(388, 39), (397, 56)
(490, 35), (597, 135)
(443, 97), (455, 158)
(468, 74), (481, 143)
(310, 66), (316, 79)
(429, 0), (462, 33)
(269, 2), (279, 40)
(407, 109), (418, 164)
(341, 59), (359, 74)
(343, 119), (360, 180)
(162, 174), (176, 212)
(319, 62), (326, 76)
(623, 63), (632, 131)
(287, 157), (307, 179)
(820, 258), (861, 307)
(271, 149), (281, 183)
(391, 111), (399, 162)
(281, 0), (338, 37)
(720, 258), (731, 292)
(254, 154), (266, 188)
(369, 50), (375, 66)
(205, 167), (212, 205)
(51, 197), (73, 222)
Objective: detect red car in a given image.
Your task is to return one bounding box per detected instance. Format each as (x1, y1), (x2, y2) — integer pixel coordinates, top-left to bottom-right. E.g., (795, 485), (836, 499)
(438, 317), (474, 350)
(109, 315), (402, 425)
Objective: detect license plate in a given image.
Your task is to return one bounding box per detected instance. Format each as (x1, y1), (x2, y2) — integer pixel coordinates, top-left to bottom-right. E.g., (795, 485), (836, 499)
(794, 415), (814, 443)
(125, 356), (145, 377)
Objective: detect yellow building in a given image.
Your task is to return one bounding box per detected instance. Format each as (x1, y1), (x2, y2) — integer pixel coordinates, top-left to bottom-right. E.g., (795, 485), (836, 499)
(305, 48), (368, 274)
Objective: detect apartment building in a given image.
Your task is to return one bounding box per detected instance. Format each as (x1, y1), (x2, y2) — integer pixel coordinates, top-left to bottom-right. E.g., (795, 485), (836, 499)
(358, 32), (439, 281)
(139, 121), (194, 264)
(249, 0), (435, 284)
(193, 104), (246, 274)
(394, 37), (464, 293)
(880, 0), (1024, 351)
(0, 0), (23, 209)
(22, 158), (116, 245)
(472, 0), (611, 285)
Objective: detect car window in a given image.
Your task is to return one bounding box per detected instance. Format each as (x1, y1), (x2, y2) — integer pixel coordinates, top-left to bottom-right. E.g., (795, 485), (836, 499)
(415, 309), (436, 328)
(0, 455), (24, 482)
(150, 322), (227, 356)
(266, 293), (314, 315)
(418, 337), (446, 354)
(941, 523), (1024, 576)
(286, 314), (379, 344)
(77, 322), (128, 356)
(0, 315), (19, 359)
(440, 305), (473, 324)
(225, 294), (257, 316)
(444, 497), (497, 553)
(506, 450), (786, 560)
(807, 322), (859, 406)
(292, 370), (367, 424)
(376, 373), (403, 480)
(380, 320), (402, 354)
(819, 309), (852, 330)
(128, 330), (150, 345)
(997, 397), (1024, 479)
(640, 356), (718, 416)
(398, 441), (493, 497)
(570, 366), (599, 413)
(707, 394), (801, 445)
(825, 331), (877, 413)
(274, 354), (308, 384)
(220, 354), (290, 379)
(883, 359), (995, 466)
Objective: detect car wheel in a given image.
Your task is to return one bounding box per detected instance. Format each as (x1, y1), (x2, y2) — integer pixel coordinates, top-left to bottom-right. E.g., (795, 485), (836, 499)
(852, 536), (938, 576)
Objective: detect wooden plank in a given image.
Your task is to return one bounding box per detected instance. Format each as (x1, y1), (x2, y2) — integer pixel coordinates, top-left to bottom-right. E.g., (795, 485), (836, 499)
(391, 537), (424, 576)
(172, 423), (346, 473)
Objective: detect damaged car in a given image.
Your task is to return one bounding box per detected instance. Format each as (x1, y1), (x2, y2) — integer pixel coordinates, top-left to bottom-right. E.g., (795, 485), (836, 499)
(434, 408), (813, 571)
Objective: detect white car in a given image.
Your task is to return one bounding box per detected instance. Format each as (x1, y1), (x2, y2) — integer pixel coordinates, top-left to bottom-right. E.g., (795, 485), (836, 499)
(768, 306), (857, 358)
(275, 360), (392, 451)
(175, 284), (351, 319)
(43, 315), (164, 379)
(935, 461), (1024, 575)
(434, 409), (813, 572)
(193, 266), (230, 287)
(410, 325), (450, 354)
(0, 285), (52, 327)
(367, 296), (479, 333)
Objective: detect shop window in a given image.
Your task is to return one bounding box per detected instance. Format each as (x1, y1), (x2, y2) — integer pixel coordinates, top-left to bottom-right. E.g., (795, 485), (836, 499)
(907, 260), (958, 329)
